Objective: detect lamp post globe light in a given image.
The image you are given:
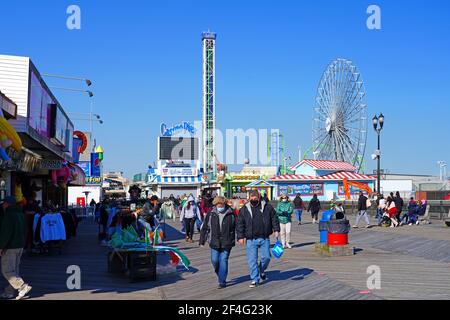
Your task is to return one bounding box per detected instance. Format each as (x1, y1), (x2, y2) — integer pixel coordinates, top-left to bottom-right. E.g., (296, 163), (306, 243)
(372, 113), (385, 194)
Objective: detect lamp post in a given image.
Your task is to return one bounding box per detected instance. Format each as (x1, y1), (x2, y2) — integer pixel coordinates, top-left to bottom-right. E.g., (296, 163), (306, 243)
(42, 73), (92, 87)
(438, 161), (447, 181)
(372, 113), (385, 194)
(69, 114), (103, 152)
(49, 86), (93, 97)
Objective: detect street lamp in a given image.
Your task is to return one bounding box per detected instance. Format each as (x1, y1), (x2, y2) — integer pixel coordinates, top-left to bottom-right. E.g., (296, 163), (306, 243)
(42, 73), (92, 87)
(372, 113), (385, 194)
(49, 86), (94, 97)
(438, 161), (447, 181)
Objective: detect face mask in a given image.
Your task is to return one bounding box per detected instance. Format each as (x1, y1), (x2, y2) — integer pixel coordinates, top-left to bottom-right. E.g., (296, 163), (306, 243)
(217, 207), (225, 213)
(282, 199), (288, 202)
(250, 200), (259, 206)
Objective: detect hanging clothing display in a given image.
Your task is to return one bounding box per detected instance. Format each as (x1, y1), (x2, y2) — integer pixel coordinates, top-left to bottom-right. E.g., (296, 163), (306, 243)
(40, 213), (67, 242)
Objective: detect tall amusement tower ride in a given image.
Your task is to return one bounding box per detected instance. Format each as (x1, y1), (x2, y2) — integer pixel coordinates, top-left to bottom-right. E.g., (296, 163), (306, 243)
(202, 31), (217, 180)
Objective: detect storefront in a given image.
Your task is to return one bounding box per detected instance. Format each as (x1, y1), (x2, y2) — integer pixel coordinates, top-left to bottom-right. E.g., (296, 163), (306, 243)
(0, 55), (77, 206)
(149, 174), (206, 198)
(245, 180), (275, 200)
(270, 160), (375, 201)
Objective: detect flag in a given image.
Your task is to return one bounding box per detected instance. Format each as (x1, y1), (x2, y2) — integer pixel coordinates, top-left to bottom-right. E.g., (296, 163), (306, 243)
(152, 245), (190, 270)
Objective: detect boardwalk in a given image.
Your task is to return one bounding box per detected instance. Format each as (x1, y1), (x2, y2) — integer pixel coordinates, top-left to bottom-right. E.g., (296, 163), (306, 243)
(1, 214), (450, 300)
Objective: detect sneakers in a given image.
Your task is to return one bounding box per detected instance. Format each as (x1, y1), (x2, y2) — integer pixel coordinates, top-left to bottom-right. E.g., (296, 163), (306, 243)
(16, 285), (32, 300)
(352, 225), (358, 228)
(217, 283), (226, 289)
(260, 273), (268, 284)
(249, 281), (259, 288)
(286, 243), (292, 249)
(365, 225), (371, 229)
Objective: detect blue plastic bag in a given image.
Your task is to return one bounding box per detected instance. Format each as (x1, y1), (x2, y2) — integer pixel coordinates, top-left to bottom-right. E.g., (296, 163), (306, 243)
(271, 240), (284, 259)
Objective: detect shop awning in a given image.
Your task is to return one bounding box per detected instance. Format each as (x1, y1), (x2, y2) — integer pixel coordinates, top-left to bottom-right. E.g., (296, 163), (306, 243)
(246, 179), (276, 188)
(270, 171), (376, 182)
(150, 175), (206, 185)
(68, 163), (86, 186)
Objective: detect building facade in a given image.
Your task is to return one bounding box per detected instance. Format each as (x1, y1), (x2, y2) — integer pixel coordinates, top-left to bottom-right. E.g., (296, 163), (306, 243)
(270, 160), (375, 201)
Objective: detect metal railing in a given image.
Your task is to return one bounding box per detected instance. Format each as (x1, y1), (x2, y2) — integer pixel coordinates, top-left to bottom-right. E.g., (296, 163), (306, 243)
(68, 205), (96, 220)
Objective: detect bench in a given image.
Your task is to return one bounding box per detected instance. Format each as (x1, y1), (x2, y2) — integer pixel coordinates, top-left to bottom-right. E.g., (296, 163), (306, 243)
(418, 205), (431, 225)
(445, 208), (450, 227)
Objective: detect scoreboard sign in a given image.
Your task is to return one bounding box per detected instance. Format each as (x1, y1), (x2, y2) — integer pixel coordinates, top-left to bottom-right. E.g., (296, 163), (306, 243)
(159, 137), (199, 161)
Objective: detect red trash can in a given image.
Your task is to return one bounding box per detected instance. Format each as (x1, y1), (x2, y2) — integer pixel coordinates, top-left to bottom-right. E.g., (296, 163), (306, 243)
(327, 233), (349, 246)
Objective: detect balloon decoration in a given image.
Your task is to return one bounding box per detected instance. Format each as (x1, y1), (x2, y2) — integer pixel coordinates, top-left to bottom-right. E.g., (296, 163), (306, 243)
(14, 182), (26, 206)
(95, 145), (104, 161)
(51, 163), (73, 188)
(0, 116), (22, 161)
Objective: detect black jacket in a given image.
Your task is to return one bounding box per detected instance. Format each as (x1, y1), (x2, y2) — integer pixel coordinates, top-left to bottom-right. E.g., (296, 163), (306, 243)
(394, 197), (404, 211)
(236, 201), (280, 240)
(307, 198), (321, 213)
(199, 206), (236, 250)
(293, 197), (305, 209)
(358, 195), (368, 211)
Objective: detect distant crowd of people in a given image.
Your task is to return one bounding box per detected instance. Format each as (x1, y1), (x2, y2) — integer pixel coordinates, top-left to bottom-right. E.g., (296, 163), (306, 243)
(354, 191), (428, 228)
(93, 189), (431, 290)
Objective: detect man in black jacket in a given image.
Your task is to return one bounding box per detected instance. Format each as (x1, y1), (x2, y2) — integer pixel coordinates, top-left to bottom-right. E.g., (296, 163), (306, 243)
(199, 196), (236, 289)
(236, 190), (280, 288)
(394, 191), (404, 224)
(353, 192), (370, 228)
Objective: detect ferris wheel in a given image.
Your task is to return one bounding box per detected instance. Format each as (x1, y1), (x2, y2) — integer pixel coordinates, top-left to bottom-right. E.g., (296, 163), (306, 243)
(312, 58), (368, 172)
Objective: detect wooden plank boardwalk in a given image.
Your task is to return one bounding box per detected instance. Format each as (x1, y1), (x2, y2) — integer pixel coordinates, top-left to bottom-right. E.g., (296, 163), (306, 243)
(1, 213), (449, 300)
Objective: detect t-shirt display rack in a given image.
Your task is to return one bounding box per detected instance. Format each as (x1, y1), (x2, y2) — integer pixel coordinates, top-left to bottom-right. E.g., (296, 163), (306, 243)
(30, 209), (79, 256)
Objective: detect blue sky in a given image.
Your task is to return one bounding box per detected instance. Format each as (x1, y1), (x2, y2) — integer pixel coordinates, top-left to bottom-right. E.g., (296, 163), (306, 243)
(1, 0), (449, 178)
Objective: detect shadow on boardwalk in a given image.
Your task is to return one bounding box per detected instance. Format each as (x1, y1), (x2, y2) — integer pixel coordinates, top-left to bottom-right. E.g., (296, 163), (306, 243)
(227, 268), (315, 287)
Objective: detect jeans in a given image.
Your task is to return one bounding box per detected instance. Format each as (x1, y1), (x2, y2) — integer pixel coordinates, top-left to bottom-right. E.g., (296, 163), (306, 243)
(211, 248), (231, 285)
(294, 209), (303, 222)
(246, 238), (271, 283)
(1, 248), (27, 295)
(355, 210), (370, 226)
(375, 209), (384, 225)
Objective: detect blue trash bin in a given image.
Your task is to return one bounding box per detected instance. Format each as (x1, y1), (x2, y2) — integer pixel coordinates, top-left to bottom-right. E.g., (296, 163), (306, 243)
(319, 210), (335, 244)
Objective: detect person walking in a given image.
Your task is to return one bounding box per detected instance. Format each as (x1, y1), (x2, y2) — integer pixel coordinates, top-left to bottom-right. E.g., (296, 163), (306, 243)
(180, 195), (201, 242)
(237, 190), (280, 288)
(353, 192), (370, 228)
(275, 194), (294, 248)
(261, 192), (270, 203)
(394, 192), (404, 225)
(0, 196), (32, 300)
(307, 194), (321, 224)
(199, 196), (236, 289)
(293, 193), (306, 225)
